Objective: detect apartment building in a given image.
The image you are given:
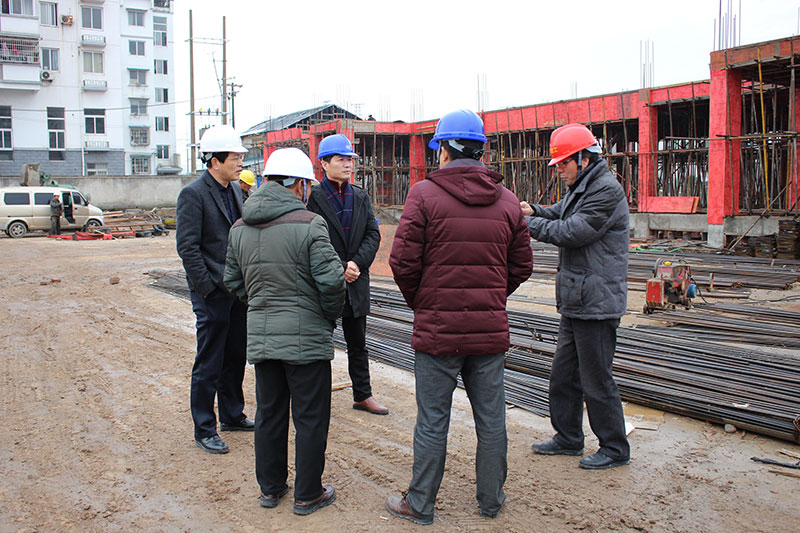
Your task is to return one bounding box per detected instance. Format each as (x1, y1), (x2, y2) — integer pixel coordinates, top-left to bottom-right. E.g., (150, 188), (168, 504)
(0, 0), (177, 176)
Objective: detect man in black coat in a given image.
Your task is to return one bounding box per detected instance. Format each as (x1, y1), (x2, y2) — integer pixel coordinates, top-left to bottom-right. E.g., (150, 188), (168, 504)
(176, 125), (254, 454)
(49, 194), (62, 235)
(307, 134), (387, 415)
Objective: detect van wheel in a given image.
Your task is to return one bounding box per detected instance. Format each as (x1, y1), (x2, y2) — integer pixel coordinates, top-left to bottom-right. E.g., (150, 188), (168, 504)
(84, 219), (102, 231)
(7, 221), (27, 238)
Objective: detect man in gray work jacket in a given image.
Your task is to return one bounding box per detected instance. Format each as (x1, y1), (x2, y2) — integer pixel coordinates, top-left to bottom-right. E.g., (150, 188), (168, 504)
(520, 123), (630, 470)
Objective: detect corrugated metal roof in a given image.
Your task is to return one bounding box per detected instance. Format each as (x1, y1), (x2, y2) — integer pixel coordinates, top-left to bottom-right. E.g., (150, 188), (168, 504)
(241, 104), (360, 136)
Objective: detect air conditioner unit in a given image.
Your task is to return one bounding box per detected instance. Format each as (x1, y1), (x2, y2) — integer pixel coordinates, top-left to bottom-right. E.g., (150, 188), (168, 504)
(40, 71), (54, 82)
(61, 14), (74, 25)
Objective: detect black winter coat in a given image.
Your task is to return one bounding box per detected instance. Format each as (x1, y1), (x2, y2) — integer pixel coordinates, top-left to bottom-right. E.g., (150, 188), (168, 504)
(307, 182), (381, 317)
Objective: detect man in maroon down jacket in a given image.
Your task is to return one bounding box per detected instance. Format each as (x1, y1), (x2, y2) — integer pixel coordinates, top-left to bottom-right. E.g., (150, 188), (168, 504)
(386, 110), (533, 525)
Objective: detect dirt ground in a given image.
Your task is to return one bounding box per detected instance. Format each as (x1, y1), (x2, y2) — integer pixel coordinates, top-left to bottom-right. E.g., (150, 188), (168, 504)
(1, 233), (799, 533)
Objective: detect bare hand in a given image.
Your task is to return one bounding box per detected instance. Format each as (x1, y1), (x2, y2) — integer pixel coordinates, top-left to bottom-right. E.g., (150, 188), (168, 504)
(520, 201), (534, 216)
(344, 260), (360, 283)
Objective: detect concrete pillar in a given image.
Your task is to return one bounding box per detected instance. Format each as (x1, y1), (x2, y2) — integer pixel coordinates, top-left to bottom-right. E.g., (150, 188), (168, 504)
(708, 68), (742, 225)
(637, 89), (657, 213)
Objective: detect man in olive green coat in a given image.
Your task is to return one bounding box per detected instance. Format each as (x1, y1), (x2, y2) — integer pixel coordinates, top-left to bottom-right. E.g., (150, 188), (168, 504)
(224, 148), (345, 516)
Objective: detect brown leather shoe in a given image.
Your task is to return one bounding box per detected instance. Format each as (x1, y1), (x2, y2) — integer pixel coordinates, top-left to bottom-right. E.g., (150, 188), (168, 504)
(353, 396), (389, 415)
(293, 484), (336, 515)
(385, 494), (433, 525)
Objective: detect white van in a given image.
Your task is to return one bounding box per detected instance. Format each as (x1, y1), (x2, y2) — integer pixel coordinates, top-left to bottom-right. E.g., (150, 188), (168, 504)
(0, 186), (104, 238)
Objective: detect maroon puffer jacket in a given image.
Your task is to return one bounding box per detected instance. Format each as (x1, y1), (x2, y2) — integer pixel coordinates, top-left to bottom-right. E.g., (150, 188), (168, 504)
(389, 160), (533, 357)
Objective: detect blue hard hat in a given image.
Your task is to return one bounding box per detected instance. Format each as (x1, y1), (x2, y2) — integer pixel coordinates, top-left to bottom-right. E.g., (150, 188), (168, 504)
(429, 109), (487, 150)
(317, 134), (358, 159)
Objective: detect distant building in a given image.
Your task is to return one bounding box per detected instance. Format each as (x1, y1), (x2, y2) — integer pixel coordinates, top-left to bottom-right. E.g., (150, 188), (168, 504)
(0, 0), (177, 177)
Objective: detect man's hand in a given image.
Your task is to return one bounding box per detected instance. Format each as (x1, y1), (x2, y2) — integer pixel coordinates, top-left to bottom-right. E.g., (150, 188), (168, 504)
(344, 260), (360, 283)
(520, 201), (534, 216)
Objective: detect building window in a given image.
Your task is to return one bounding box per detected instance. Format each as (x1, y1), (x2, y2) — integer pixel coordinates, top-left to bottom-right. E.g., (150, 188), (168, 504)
(40, 2), (57, 25)
(156, 145), (169, 159)
(153, 16), (167, 46)
(128, 69), (147, 86)
(47, 107), (65, 160)
(154, 59), (167, 74)
(86, 162), (108, 176)
(155, 116), (169, 132)
(129, 40), (145, 56)
(131, 156), (150, 174)
(3, 0), (34, 15)
(130, 127), (149, 146)
(155, 88), (168, 103)
(81, 6), (102, 29)
(0, 106), (11, 160)
(82, 51), (103, 73)
(0, 36), (40, 64)
(130, 98), (148, 116)
(127, 9), (144, 27)
(41, 47), (59, 71)
(84, 108), (105, 134)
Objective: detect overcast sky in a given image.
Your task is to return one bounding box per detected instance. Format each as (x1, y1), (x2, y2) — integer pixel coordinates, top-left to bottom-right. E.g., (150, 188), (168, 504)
(172, 0), (799, 161)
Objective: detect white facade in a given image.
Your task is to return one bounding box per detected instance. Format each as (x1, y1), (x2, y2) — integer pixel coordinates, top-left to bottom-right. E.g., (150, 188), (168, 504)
(0, 0), (177, 176)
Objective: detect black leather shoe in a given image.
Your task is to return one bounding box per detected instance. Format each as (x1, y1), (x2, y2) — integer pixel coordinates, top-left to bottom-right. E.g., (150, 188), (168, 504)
(530, 438), (583, 456)
(259, 486), (289, 508)
(579, 451), (630, 470)
(195, 434), (229, 454)
(220, 417), (255, 432)
(293, 485), (336, 515)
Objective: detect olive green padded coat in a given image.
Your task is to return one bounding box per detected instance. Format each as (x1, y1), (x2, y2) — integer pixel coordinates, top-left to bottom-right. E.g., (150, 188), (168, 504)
(224, 181), (346, 365)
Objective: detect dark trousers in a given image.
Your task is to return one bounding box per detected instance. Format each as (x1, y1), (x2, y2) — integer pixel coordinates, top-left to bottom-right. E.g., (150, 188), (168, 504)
(549, 316), (630, 460)
(189, 288), (247, 439)
(407, 351), (507, 520)
(340, 315), (372, 402)
(49, 216), (61, 235)
(254, 359), (331, 501)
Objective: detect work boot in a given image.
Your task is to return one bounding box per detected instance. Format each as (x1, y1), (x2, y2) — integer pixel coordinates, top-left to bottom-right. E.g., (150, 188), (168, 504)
(530, 438), (583, 456)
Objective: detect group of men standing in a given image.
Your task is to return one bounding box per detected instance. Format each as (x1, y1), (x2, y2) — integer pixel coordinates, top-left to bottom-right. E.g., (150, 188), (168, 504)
(176, 111), (631, 523)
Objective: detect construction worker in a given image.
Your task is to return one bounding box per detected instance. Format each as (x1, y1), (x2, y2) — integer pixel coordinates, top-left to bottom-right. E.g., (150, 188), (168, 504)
(387, 110), (533, 524)
(238, 169), (256, 202)
(176, 124), (253, 455)
(520, 123), (631, 469)
(307, 134), (388, 415)
(49, 193), (62, 235)
(224, 148), (345, 516)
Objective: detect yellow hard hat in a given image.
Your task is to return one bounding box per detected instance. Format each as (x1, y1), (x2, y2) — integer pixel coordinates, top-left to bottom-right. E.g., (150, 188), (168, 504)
(239, 169), (256, 186)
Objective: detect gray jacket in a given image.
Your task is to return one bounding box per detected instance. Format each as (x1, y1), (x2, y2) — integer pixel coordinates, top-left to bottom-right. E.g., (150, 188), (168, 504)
(525, 159), (629, 320)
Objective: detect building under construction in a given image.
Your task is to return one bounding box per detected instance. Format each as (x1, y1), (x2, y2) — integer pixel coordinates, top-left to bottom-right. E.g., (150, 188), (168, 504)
(246, 35), (800, 248)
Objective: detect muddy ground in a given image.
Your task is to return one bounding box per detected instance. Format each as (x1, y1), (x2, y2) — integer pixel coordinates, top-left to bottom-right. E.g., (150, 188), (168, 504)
(1, 233), (798, 532)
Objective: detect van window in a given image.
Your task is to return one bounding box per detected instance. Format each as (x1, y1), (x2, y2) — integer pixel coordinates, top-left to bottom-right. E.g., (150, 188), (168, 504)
(72, 192), (88, 206)
(34, 192), (56, 205)
(4, 193), (30, 205)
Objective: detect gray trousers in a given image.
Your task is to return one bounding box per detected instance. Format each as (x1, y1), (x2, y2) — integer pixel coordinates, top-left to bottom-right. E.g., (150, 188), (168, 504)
(549, 316), (630, 460)
(406, 351), (507, 520)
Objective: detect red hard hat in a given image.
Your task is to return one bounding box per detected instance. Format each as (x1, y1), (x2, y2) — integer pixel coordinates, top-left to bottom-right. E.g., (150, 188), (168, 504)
(548, 123), (598, 166)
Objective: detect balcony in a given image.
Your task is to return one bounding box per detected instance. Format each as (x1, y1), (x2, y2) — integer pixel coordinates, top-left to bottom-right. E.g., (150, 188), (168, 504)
(153, 0), (171, 12)
(0, 13), (40, 35)
(0, 36), (39, 65)
(85, 140), (110, 150)
(80, 34), (106, 47)
(82, 79), (107, 91)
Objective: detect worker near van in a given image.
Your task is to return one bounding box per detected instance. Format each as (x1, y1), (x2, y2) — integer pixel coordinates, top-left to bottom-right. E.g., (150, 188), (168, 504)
(238, 169), (256, 202)
(520, 123), (630, 470)
(306, 134), (387, 415)
(176, 124), (253, 455)
(387, 110), (533, 524)
(224, 148), (345, 515)
(49, 193), (62, 236)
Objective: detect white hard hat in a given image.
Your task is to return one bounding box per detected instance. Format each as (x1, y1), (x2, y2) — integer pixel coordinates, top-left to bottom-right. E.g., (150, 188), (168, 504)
(199, 125), (247, 155)
(263, 148), (318, 183)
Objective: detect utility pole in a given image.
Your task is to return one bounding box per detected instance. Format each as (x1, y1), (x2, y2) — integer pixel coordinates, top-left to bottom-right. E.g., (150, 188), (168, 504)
(229, 81), (242, 128)
(221, 16), (227, 125)
(189, 9), (196, 173)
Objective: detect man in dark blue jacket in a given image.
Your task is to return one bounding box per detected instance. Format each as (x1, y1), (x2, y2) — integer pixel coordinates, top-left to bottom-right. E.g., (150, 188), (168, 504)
(177, 125), (253, 454)
(521, 123), (630, 470)
(307, 134), (387, 415)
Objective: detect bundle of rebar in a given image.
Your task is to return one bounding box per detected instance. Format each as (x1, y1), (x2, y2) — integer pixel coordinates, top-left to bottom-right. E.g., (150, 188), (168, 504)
(777, 219), (800, 259)
(337, 287), (800, 443)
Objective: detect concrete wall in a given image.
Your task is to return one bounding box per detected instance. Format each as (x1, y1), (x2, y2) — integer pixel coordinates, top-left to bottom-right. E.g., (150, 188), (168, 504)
(0, 175), (198, 210)
(0, 149), (126, 177)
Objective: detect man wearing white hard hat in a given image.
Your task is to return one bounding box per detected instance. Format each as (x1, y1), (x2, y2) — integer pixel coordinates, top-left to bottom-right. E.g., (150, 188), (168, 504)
(225, 148), (345, 516)
(176, 124), (254, 455)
